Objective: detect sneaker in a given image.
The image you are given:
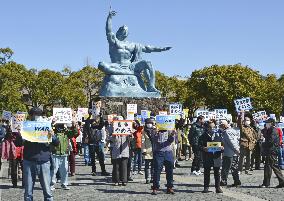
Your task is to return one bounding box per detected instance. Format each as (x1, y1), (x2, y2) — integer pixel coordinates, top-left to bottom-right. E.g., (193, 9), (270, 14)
(50, 185), (55, 191)
(101, 171), (110, 176)
(220, 181), (227, 186)
(216, 187), (223, 193)
(152, 189), (158, 195)
(138, 171), (144, 175)
(197, 170), (203, 175)
(122, 182), (127, 186)
(133, 171), (137, 175)
(202, 188), (209, 193)
(114, 183), (119, 186)
(70, 173), (75, 177)
(128, 178), (133, 181)
(259, 184), (269, 188)
(92, 172), (97, 176)
(245, 171), (252, 175)
(185, 158), (189, 161)
(276, 183), (284, 188)
(166, 188), (175, 194)
(191, 171), (199, 176)
(146, 180), (150, 184)
(61, 185), (70, 190)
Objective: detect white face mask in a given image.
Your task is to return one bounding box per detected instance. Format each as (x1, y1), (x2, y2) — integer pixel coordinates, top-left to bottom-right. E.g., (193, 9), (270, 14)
(146, 124), (153, 128)
(244, 120), (251, 126)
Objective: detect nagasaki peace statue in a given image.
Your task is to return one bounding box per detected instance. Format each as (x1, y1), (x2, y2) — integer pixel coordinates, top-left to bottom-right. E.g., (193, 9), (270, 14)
(98, 10), (172, 98)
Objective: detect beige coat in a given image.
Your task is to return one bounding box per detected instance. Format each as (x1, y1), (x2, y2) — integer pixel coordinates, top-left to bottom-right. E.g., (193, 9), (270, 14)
(142, 131), (153, 160)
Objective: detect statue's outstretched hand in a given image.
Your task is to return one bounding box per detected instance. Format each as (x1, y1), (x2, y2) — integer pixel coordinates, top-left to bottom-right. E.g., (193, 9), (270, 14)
(109, 10), (117, 17)
(164, 47), (172, 51)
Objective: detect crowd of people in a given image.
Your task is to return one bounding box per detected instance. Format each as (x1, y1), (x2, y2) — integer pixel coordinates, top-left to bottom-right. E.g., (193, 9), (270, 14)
(0, 107), (284, 200)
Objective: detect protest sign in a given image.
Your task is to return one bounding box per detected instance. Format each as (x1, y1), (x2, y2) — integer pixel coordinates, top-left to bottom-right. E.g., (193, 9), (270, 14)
(92, 101), (102, 117)
(2, 110), (12, 120)
(53, 108), (72, 124)
(141, 110), (150, 123)
(208, 111), (216, 120)
(196, 110), (209, 121)
(21, 121), (52, 143)
(159, 111), (168, 115)
(156, 115), (176, 130)
(77, 108), (89, 122)
(234, 97), (253, 112)
(169, 104), (182, 115)
(207, 142), (222, 153)
(12, 113), (27, 132)
(112, 120), (133, 135)
(127, 112), (135, 120)
(214, 109), (228, 120)
(252, 111), (267, 121)
(127, 104), (137, 113)
(270, 114), (276, 121)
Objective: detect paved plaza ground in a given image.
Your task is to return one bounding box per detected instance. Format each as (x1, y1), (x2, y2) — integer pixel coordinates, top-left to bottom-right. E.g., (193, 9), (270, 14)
(1, 154), (284, 201)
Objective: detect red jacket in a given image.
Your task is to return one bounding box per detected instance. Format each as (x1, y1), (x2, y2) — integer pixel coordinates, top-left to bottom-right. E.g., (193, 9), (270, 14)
(277, 127), (283, 145)
(133, 126), (144, 149)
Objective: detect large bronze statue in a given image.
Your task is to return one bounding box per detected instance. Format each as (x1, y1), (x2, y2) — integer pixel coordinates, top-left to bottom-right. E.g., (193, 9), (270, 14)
(98, 10), (171, 97)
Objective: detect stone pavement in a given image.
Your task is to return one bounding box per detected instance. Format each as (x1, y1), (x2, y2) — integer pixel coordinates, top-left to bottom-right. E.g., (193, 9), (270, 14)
(1, 155), (284, 201)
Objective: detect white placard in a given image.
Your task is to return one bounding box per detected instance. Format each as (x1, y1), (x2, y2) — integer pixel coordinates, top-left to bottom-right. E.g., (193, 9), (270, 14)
(196, 110), (209, 121)
(127, 104), (137, 113)
(53, 108), (72, 124)
(169, 104), (182, 115)
(214, 109), (228, 120)
(252, 111), (267, 121)
(112, 120), (133, 135)
(2, 110), (12, 120)
(234, 97), (253, 112)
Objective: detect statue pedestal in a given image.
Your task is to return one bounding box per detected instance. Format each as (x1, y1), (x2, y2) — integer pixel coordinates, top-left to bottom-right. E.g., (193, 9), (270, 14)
(97, 96), (169, 118)
(99, 74), (161, 98)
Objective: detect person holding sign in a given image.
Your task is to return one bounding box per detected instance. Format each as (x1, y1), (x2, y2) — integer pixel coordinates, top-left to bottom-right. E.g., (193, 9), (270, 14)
(151, 128), (176, 195)
(22, 107), (59, 201)
(198, 119), (223, 194)
(237, 111), (257, 175)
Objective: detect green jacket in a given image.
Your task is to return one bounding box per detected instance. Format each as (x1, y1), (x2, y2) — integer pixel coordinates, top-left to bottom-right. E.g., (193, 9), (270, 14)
(52, 132), (69, 156)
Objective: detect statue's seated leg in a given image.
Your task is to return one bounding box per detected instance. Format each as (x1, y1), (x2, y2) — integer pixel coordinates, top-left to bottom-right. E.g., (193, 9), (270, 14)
(98, 62), (134, 75)
(134, 60), (160, 93)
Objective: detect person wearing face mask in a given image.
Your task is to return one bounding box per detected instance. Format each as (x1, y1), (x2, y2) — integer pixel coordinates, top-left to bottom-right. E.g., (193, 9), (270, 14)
(142, 118), (155, 184)
(220, 119), (241, 187)
(199, 119), (223, 193)
(237, 111), (257, 175)
(260, 118), (284, 188)
(23, 107), (59, 201)
(189, 115), (205, 176)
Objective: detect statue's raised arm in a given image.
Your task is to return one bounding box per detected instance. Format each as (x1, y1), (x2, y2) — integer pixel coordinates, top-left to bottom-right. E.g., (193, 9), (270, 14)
(142, 45), (172, 53)
(106, 10), (117, 44)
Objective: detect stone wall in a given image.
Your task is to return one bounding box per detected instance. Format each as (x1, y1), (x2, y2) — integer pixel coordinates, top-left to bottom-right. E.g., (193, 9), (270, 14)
(97, 97), (169, 118)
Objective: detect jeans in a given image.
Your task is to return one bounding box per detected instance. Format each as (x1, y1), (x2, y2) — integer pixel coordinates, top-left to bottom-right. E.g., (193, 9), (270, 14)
(152, 151), (174, 189)
(23, 160), (53, 201)
(238, 146), (251, 172)
(144, 159), (153, 181)
(133, 148), (142, 172)
(89, 143), (106, 173)
(263, 155), (284, 186)
(50, 155), (68, 186)
(191, 146), (201, 172)
(221, 156), (241, 185)
(83, 144), (90, 165)
(204, 166), (220, 188)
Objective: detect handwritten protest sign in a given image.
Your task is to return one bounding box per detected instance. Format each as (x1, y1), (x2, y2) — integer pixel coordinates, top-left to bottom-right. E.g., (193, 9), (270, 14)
(270, 114), (276, 121)
(53, 108), (72, 124)
(127, 112), (135, 120)
(21, 121), (52, 143)
(214, 109), (228, 120)
(77, 108), (89, 122)
(207, 142), (222, 153)
(196, 110), (209, 121)
(156, 115), (176, 130)
(127, 104), (137, 113)
(252, 111), (267, 121)
(112, 120), (133, 135)
(234, 97), (253, 112)
(141, 110), (150, 123)
(2, 110), (12, 120)
(169, 104), (182, 115)
(208, 111), (216, 120)
(12, 114), (27, 132)
(159, 111), (168, 115)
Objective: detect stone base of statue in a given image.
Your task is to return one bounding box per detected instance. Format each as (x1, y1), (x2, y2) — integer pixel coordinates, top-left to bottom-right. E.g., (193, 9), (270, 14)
(99, 74), (161, 98)
(97, 96), (168, 117)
